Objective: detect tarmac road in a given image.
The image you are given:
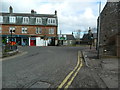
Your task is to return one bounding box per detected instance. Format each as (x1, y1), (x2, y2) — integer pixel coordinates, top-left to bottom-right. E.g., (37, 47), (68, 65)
(2, 46), (85, 88)
(3, 46), (110, 89)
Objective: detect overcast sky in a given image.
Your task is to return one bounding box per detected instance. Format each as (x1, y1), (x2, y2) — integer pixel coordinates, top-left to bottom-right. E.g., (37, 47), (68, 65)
(1, 0), (108, 35)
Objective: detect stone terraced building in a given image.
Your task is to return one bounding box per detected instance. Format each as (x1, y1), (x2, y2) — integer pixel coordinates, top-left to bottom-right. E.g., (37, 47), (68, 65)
(98, 1), (120, 57)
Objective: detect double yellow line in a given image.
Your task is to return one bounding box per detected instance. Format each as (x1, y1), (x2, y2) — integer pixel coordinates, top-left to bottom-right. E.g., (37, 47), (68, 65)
(57, 51), (83, 89)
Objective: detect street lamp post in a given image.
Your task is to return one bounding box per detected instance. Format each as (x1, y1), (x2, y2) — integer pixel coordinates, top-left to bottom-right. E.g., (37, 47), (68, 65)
(10, 30), (13, 50)
(10, 29), (15, 49)
(10, 30), (12, 42)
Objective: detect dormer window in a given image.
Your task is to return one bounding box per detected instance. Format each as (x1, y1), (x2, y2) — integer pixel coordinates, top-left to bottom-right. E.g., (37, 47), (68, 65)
(48, 19), (50, 23)
(53, 19), (55, 23)
(47, 18), (56, 25)
(36, 17), (42, 24)
(51, 19), (53, 23)
(23, 17), (29, 24)
(0, 16), (3, 23)
(9, 16), (16, 23)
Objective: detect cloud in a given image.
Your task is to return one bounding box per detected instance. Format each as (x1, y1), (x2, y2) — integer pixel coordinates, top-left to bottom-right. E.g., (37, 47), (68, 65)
(1, 0), (107, 34)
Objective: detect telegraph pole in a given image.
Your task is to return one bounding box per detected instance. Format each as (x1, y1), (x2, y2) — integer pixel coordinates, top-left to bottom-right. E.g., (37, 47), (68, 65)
(97, 0), (101, 58)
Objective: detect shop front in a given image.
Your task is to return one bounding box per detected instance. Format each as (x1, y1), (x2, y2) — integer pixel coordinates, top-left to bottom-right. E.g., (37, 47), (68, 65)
(30, 37), (36, 46)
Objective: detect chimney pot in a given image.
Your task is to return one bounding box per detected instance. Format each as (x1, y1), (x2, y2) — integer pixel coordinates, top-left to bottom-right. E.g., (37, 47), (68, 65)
(55, 10), (57, 15)
(31, 9), (37, 14)
(31, 9), (34, 14)
(9, 6), (13, 13)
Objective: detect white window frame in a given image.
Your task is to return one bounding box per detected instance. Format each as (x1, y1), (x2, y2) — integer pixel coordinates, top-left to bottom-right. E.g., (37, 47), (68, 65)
(36, 27), (42, 34)
(9, 16), (16, 23)
(53, 18), (56, 24)
(49, 28), (54, 34)
(22, 27), (27, 33)
(36, 17), (42, 24)
(53, 19), (55, 23)
(23, 17), (29, 24)
(9, 27), (15, 33)
(0, 16), (3, 23)
(48, 19), (50, 23)
(47, 18), (56, 25)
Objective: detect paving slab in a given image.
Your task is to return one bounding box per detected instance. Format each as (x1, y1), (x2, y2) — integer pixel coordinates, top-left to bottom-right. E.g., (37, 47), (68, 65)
(82, 47), (119, 89)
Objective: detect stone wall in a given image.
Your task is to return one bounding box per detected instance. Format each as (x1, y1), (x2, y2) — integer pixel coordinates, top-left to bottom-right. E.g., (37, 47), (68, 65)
(116, 34), (120, 57)
(98, 2), (120, 57)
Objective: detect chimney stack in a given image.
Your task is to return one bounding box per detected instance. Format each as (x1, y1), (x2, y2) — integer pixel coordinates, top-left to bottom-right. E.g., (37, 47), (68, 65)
(31, 9), (37, 14)
(55, 10), (57, 15)
(9, 6), (13, 13)
(31, 9), (34, 14)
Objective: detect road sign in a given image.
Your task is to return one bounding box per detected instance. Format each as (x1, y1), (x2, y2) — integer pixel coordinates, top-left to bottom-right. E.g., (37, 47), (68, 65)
(59, 37), (66, 40)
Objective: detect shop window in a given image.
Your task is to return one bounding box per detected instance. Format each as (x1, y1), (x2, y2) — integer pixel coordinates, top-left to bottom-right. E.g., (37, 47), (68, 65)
(41, 37), (44, 39)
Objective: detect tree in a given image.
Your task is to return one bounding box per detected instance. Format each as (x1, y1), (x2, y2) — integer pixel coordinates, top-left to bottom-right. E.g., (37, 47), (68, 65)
(2, 38), (7, 44)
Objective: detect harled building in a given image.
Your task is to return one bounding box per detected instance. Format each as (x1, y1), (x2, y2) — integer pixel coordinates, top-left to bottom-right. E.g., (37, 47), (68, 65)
(0, 6), (58, 46)
(58, 34), (76, 46)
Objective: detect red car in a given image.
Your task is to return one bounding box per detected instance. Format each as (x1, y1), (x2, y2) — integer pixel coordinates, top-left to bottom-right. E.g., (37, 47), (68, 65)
(7, 41), (16, 45)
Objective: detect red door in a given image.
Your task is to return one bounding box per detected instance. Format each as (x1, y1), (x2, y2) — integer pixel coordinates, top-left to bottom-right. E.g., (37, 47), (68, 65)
(30, 40), (35, 46)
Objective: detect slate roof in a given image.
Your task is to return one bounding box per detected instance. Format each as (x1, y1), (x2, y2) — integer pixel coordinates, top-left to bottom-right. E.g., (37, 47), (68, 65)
(0, 12), (58, 26)
(1, 12), (57, 18)
(0, 7), (58, 26)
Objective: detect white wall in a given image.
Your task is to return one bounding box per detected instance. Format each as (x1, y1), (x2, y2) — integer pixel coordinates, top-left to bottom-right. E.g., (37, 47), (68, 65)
(29, 37), (30, 46)
(36, 37), (41, 46)
(36, 37), (48, 46)
(43, 40), (48, 46)
(63, 41), (67, 45)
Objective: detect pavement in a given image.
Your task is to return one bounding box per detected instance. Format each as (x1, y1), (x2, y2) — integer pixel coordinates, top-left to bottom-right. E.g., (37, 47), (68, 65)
(1, 49), (19, 58)
(82, 47), (119, 89)
(1, 51), (28, 61)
